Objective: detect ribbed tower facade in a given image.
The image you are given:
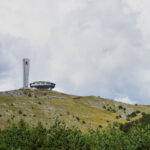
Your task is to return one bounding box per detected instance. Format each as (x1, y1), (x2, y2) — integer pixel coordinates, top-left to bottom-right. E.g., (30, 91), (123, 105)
(23, 58), (30, 88)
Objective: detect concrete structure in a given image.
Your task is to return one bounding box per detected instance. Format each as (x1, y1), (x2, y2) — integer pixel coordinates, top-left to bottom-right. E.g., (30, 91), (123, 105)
(30, 81), (55, 90)
(23, 58), (30, 88)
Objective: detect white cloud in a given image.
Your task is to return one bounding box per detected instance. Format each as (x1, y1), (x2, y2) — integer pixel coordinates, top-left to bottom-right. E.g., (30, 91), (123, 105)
(114, 96), (135, 104)
(0, 78), (16, 92)
(125, 0), (150, 47)
(0, 0), (150, 104)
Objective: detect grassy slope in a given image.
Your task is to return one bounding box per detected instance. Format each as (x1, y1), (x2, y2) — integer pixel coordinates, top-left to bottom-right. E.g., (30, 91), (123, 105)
(0, 89), (150, 131)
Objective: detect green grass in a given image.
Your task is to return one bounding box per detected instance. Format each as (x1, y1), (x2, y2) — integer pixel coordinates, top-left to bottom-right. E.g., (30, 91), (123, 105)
(0, 89), (150, 131)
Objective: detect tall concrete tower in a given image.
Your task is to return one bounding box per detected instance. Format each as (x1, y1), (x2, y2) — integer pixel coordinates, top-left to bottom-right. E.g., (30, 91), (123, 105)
(23, 58), (30, 88)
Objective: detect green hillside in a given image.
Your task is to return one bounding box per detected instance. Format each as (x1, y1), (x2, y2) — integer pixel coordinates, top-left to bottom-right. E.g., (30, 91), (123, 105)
(0, 89), (150, 131)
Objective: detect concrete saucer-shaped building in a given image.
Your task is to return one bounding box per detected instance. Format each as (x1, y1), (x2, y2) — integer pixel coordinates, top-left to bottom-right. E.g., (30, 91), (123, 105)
(30, 81), (55, 90)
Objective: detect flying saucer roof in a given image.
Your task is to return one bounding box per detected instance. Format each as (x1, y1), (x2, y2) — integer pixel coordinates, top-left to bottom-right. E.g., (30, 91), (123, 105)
(30, 81), (56, 89)
(31, 81), (52, 85)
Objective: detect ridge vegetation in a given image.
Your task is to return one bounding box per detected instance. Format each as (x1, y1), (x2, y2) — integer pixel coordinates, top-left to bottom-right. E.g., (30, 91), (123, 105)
(0, 89), (150, 131)
(0, 115), (150, 150)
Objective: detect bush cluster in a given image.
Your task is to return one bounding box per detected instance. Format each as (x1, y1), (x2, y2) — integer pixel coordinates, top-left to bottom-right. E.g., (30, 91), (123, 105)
(103, 105), (117, 113)
(118, 105), (123, 110)
(127, 110), (141, 118)
(0, 116), (150, 150)
(120, 114), (150, 133)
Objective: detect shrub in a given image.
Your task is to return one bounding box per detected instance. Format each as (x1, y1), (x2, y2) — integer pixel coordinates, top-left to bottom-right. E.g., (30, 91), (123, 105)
(116, 115), (121, 119)
(103, 106), (106, 109)
(82, 120), (86, 124)
(135, 110), (141, 114)
(118, 105), (123, 110)
(11, 115), (15, 120)
(127, 112), (137, 118)
(127, 118), (131, 121)
(76, 117), (80, 121)
(72, 96), (81, 99)
(116, 116), (119, 119)
(28, 93), (32, 97)
(23, 91), (27, 95)
(142, 112), (146, 116)
(98, 125), (103, 128)
(43, 93), (47, 96)
(113, 122), (119, 127)
(18, 110), (22, 115)
(11, 103), (14, 106)
(112, 109), (117, 113)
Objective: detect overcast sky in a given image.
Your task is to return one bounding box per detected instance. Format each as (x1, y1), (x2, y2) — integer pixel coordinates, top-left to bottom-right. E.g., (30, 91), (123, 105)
(0, 0), (150, 104)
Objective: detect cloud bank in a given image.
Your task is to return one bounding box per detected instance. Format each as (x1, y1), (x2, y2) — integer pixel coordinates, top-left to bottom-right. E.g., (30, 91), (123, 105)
(0, 0), (150, 104)
(114, 96), (136, 105)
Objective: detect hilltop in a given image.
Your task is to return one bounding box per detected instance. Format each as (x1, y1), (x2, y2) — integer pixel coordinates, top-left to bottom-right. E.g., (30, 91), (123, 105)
(0, 89), (150, 131)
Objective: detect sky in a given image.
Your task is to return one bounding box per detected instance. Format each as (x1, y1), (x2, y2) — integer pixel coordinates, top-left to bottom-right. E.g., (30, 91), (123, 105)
(0, 0), (150, 104)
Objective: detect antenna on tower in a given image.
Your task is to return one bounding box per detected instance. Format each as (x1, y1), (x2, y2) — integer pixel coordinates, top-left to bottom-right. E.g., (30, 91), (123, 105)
(23, 58), (30, 88)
